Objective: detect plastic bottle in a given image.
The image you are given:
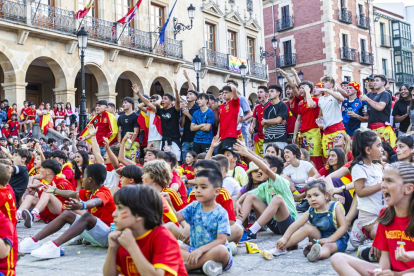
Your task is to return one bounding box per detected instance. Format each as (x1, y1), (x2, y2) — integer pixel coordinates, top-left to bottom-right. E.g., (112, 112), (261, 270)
(60, 247), (65, 256)
(110, 222), (116, 232)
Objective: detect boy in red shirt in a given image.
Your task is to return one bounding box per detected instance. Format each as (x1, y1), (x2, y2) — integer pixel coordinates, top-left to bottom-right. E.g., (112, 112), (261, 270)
(1, 122), (10, 138)
(51, 150), (76, 190)
(19, 163), (116, 258)
(23, 102), (36, 137)
(17, 159), (75, 227)
(251, 85), (271, 155)
(0, 163), (16, 225)
(103, 185), (187, 276)
(218, 84), (240, 152)
(0, 211), (17, 276)
(7, 114), (19, 139)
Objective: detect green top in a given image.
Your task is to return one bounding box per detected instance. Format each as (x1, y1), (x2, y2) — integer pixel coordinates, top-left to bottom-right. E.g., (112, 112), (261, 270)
(249, 177), (298, 221)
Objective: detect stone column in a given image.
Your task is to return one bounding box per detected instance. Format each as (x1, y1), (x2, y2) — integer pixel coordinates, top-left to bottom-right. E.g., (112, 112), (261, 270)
(96, 92), (118, 107)
(53, 88), (77, 108)
(2, 82), (27, 111)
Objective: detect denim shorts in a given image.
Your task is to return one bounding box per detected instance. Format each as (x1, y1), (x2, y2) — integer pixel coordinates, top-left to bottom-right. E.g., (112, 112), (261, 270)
(73, 214), (110, 247)
(184, 244), (233, 271)
(321, 231), (349, 253)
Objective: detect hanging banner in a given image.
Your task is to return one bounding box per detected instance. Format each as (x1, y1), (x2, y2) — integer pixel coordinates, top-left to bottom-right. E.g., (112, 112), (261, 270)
(229, 55), (249, 74)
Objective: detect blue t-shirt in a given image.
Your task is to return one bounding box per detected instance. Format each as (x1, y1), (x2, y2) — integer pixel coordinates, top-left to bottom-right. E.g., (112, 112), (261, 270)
(180, 201), (230, 249)
(341, 98), (367, 136)
(191, 108), (215, 144)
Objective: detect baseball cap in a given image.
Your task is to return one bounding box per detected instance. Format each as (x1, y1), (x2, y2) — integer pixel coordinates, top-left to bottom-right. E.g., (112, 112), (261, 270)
(219, 146), (241, 161)
(365, 74), (374, 80)
(0, 137), (7, 141)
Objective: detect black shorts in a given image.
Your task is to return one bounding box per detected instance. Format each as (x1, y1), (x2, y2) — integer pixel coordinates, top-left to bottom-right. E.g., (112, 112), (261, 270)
(193, 142), (210, 154)
(266, 214), (295, 235)
(217, 137), (237, 153)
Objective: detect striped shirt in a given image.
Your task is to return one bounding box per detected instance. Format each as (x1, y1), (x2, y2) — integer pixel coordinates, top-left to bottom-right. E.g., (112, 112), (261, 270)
(263, 101), (288, 143)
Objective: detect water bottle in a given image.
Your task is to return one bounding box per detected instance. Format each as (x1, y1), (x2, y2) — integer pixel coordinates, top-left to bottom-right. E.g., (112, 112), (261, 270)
(110, 222), (116, 232)
(363, 105), (368, 114)
(60, 247), (65, 256)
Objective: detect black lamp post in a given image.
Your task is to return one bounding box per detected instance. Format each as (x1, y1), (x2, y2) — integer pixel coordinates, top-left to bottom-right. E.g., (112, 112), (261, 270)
(240, 62), (247, 97)
(260, 36), (278, 83)
(193, 55), (201, 91)
(278, 74), (286, 98)
(77, 26), (88, 132)
(298, 70), (304, 82)
(173, 4), (195, 39)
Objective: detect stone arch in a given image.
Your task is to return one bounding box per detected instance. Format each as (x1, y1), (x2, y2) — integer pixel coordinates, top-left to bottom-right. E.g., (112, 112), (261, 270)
(0, 47), (18, 83)
(150, 76), (173, 96)
(206, 85), (220, 96)
(248, 92), (258, 107)
(179, 81), (197, 95)
(115, 70), (144, 107)
(85, 63), (111, 95)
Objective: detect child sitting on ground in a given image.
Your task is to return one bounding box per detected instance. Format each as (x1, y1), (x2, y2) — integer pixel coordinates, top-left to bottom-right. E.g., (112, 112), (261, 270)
(276, 180), (349, 262)
(18, 164), (116, 258)
(103, 185), (187, 276)
(178, 169), (233, 275)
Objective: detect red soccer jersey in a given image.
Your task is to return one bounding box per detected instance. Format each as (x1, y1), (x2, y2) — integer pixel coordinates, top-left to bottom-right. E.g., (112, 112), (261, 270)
(87, 111), (115, 147)
(180, 164), (195, 180)
(116, 226), (188, 276)
(0, 184), (16, 225)
(373, 209), (414, 272)
(20, 107), (30, 121)
(79, 186), (116, 226)
(27, 108), (36, 119)
(299, 97), (320, 133)
(62, 163), (76, 190)
(7, 120), (19, 136)
(0, 212), (17, 276)
(188, 188), (236, 221)
(161, 188), (185, 211)
(285, 97), (300, 134)
(318, 165), (330, 177)
(219, 98), (240, 139)
(253, 101), (272, 139)
(170, 171), (188, 204)
(1, 128), (10, 138)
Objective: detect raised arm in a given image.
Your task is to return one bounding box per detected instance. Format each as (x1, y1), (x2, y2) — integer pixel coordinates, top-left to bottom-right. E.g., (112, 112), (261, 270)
(305, 86), (317, 108)
(118, 132), (136, 166)
(87, 124), (104, 164)
(183, 69), (195, 91)
(35, 143), (45, 164)
(360, 94), (387, 112)
(133, 84), (156, 113)
(174, 81), (181, 111)
(103, 137), (119, 169)
(205, 135), (221, 159)
(231, 84), (238, 100)
(279, 68), (299, 98)
(322, 88), (345, 102)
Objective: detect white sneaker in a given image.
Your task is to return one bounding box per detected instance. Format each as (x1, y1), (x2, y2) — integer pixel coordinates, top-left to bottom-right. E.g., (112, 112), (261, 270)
(22, 209), (33, 228)
(228, 242), (238, 256)
(19, 237), (40, 253)
(270, 248), (287, 256)
(31, 241), (61, 259)
(68, 236), (83, 245)
(202, 260), (223, 276)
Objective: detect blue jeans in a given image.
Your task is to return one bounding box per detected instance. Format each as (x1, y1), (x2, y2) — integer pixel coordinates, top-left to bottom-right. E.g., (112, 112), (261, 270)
(181, 142), (193, 161)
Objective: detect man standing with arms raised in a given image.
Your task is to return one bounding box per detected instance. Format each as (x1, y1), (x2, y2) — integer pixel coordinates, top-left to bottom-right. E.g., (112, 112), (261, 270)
(117, 97), (139, 157)
(250, 86), (271, 156)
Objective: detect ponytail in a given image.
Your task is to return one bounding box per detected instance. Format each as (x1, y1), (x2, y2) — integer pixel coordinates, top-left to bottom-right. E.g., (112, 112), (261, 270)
(350, 129), (379, 170)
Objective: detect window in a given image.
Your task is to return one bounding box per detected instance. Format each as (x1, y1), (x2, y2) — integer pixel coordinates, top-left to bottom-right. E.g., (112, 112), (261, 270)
(281, 5), (289, 19)
(247, 37), (255, 61)
(358, 4), (363, 15)
(119, 0), (134, 28)
(78, 0), (98, 17)
(205, 23), (216, 51)
(342, 34), (348, 47)
(360, 38), (366, 53)
(151, 4), (165, 32)
(344, 76), (351, 82)
(283, 40), (292, 57)
(40, 0), (54, 5)
(382, 59), (387, 75)
(228, 31), (237, 56)
(340, 0), (346, 8)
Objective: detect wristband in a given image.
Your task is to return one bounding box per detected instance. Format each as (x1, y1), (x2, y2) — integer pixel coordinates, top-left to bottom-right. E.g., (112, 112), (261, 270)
(52, 187), (57, 195)
(81, 201), (86, 210)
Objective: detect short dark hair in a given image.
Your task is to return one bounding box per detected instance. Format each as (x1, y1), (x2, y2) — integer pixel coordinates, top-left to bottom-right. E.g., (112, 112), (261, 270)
(197, 93), (209, 101)
(227, 79), (239, 87)
(110, 146), (120, 158)
(258, 86), (269, 93)
(144, 147), (159, 156)
(321, 76), (335, 86)
(61, 146), (69, 151)
(187, 90), (199, 97)
(85, 163), (107, 185)
(150, 94), (161, 101)
(284, 144), (302, 159)
(15, 149), (31, 165)
(196, 153), (206, 160)
(299, 81), (314, 92)
(43, 152), (52, 159)
(47, 138), (56, 144)
(51, 151), (67, 163)
(211, 154), (229, 172)
(163, 93), (175, 102)
(373, 74), (388, 85)
(156, 151), (178, 168)
(0, 163), (11, 185)
(268, 84), (283, 95)
(263, 155), (284, 174)
(196, 169), (223, 188)
(222, 86), (232, 93)
(208, 94), (215, 101)
(114, 185), (163, 230)
(41, 159), (62, 176)
(340, 81), (349, 85)
(108, 103), (116, 109)
(194, 160), (222, 176)
(120, 165), (144, 184)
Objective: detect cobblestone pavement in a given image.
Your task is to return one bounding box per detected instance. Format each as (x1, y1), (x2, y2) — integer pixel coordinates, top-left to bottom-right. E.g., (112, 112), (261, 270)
(16, 220), (357, 275)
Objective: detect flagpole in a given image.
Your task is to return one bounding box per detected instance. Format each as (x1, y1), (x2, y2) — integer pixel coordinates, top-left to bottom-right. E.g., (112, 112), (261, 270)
(77, 17), (85, 31)
(31, 0), (42, 23)
(116, 22), (130, 43)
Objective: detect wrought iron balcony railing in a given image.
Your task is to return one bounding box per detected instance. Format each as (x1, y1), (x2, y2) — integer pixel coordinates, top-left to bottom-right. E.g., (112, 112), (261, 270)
(380, 35), (392, 47)
(249, 60), (267, 79)
(276, 53), (296, 68)
(338, 8), (352, 24)
(359, 51), (374, 65)
(276, 16), (294, 32)
(201, 48), (229, 70)
(0, 0), (25, 23)
(31, 2), (76, 34)
(340, 47), (357, 61)
(153, 34), (183, 59)
(357, 14), (369, 29)
(83, 16), (116, 43)
(119, 27), (152, 52)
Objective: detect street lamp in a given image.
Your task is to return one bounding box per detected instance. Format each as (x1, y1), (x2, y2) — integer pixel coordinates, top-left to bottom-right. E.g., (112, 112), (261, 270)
(278, 74), (285, 88)
(193, 55), (202, 91)
(260, 36), (278, 83)
(240, 62), (247, 97)
(77, 26), (88, 132)
(173, 4), (195, 39)
(298, 70), (304, 81)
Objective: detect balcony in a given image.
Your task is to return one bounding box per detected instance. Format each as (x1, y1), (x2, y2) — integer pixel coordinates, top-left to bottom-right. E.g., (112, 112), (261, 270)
(153, 34), (183, 59)
(359, 52), (374, 65)
(276, 53), (296, 68)
(201, 48), (229, 70)
(249, 60), (267, 79)
(276, 16), (294, 32)
(338, 8), (352, 24)
(396, 74), (414, 85)
(380, 35), (392, 48)
(31, 2), (76, 35)
(119, 27), (152, 52)
(340, 47), (357, 61)
(357, 14), (369, 29)
(0, 0), (25, 23)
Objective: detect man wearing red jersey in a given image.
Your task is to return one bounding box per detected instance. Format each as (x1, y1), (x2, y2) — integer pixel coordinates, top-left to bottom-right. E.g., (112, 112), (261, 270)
(19, 100), (30, 132)
(250, 86), (271, 156)
(218, 84), (240, 152)
(17, 160), (75, 227)
(7, 114), (19, 139)
(0, 163), (16, 225)
(293, 82), (324, 169)
(23, 102), (36, 137)
(0, 211), (17, 276)
(19, 164), (115, 258)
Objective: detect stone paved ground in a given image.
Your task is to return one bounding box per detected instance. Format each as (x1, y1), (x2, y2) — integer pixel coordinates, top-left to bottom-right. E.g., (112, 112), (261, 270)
(16, 219), (358, 276)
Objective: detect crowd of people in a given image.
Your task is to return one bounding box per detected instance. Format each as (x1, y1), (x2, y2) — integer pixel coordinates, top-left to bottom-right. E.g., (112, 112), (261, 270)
(0, 68), (414, 276)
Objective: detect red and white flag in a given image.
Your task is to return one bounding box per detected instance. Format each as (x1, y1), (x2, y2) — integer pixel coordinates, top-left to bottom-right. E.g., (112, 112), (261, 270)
(117, 0), (143, 24)
(75, 0), (94, 20)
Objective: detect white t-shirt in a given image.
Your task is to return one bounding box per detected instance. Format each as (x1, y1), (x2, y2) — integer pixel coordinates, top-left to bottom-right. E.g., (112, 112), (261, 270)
(318, 94), (343, 129)
(283, 160), (314, 189)
(352, 163), (384, 215)
(103, 165), (120, 189)
(147, 110), (162, 142)
(223, 176), (241, 197)
(58, 144), (73, 151)
(237, 107), (243, 131)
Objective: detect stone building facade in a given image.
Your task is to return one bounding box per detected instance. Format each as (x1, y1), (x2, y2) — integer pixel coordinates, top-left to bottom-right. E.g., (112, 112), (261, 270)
(0, 0), (268, 111)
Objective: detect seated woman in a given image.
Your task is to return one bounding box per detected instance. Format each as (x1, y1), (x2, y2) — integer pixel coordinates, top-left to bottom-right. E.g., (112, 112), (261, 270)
(333, 132), (353, 161)
(393, 135), (413, 164)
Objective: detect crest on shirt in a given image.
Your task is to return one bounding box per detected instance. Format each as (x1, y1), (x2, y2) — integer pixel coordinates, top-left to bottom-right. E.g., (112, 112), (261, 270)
(93, 119), (98, 125)
(355, 103), (359, 107)
(103, 118), (107, 123)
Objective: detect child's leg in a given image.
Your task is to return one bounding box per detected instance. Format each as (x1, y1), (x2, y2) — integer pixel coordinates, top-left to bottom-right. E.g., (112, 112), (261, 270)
(181, 244), (229, 271)
(18, 195), (38, 212)
(255, 195), (290, 228)
(34, 193), (62, 214)
(164, 222), (183, 239)
(319, 243), (338, 260)
(346, 197), (358, 227)
(330, 253), (377, 276)
(284, 224), (321, 249)
(237, 193), (267, 222)
(363, 221), (379, 240)
(53, 212), (98, 246)
(29, 121), (33, 130)
(33, 210), (77, 241)
(228, 223), (243, 243)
